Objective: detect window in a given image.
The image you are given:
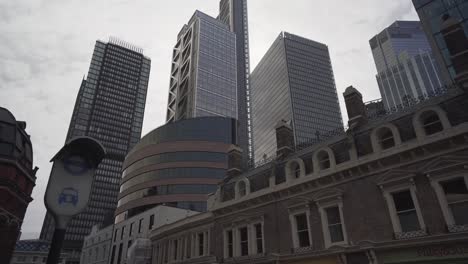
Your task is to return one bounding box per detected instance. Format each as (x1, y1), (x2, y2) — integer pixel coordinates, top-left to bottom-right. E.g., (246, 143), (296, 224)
(294, 214), (310, 247)
(238, 181), (246, 197)
(254, 223), (263, 254)
(121, 226), (125, 239)
(392, 190), (421, 233)
(129, 222), (134, 236)
(197, 233), (205, 256)
(114, 229), (118, 242)
(377, 127), (395, 150)
(149, 214), (155, 230)
(325, 206), (345, 243)
(421, 111), (443, 135)
(173, 240), (178, 260)
(317, 151), (330, 170)
(239, 227), (249, 256)
(292, 162), (301, 178)
(440, 177), (468, 226)
(225, 230), (233, 258)
(138, 218), (143, 233)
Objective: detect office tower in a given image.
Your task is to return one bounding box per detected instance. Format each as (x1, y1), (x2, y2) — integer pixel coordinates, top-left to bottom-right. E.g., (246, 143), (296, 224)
(0, 107), (37, 264)
(369, 21), (444, 110)
(40, 38), (151, 260)
(115, 117), (236, 225)
(250, 32), (343, 162)
(166, 10), (237, 123)
(412, 0), (468, 85)
(219, 0), (252, 167)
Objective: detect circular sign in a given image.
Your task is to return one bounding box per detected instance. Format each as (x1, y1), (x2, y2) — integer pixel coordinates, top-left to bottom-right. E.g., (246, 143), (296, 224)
(63, 155), (90, 176)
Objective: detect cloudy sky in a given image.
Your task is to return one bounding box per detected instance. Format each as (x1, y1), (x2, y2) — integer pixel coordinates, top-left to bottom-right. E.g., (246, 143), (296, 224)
(0, 0), (418, 238)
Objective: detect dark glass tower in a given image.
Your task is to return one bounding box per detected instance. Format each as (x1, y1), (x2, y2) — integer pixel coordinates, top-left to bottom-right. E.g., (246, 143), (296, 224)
(250, 32), (343, 162)
(40, 38), (151, 261)
(412, 0), (468, 84)
(219, 0), (252, 167)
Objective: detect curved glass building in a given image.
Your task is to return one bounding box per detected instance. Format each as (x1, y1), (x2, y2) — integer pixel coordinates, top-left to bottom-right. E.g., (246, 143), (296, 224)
(115, 117), (236, 223)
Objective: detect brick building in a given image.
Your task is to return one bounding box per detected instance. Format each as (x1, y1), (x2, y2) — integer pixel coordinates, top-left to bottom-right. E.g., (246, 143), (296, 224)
(148, 17), (468, 264)
(0, 107), (38, 263)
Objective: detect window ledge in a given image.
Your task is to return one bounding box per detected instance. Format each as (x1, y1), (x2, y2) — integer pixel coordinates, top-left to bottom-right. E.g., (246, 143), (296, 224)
(395, 229), (427, 240)
(448, 224), (468, 233)
(223, 254), (265, 262)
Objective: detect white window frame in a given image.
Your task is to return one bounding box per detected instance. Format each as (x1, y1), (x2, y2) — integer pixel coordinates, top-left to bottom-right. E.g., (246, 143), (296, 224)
(223, 229), (234, 259)
(288, 207), (312, 249)
(382, 184), (426, 237)
(251, 222), (265, 255)
(236, 225), (250, 257)
(429, 174), (468, 232)
(317, 201), (348, 248)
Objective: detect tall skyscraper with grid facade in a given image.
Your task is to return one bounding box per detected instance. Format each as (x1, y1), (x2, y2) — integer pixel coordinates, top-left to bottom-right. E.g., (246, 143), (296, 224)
(250, 32), (343, 162)
(165, 11), (237, 125)
(39, 38), (151, 262)
(219, 0), (252, 167)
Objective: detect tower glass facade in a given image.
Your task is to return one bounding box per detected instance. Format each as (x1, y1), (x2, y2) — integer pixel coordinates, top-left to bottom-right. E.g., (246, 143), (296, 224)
(370, 21), (444, 110)
(40, 38), (150, 259)
(251, 32), (343, 162)
(166, 11), (237, 122)
(412, 0), (468, 84)
(219, 0), (252, 167)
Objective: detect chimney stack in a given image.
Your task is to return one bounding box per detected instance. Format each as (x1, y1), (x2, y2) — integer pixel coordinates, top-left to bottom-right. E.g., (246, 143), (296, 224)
(343, 86), (367, 128)
(275, 120), (294, 159)
(227, 145), (243, 178)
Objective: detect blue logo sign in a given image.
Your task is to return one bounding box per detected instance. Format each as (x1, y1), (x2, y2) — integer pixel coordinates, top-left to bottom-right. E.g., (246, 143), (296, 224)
(58, 187), (79, 206)
(63, 155), (90, 176)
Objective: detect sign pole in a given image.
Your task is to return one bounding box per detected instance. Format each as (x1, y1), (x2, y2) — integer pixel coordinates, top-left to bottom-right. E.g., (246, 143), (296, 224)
(46, 229), (66, 264)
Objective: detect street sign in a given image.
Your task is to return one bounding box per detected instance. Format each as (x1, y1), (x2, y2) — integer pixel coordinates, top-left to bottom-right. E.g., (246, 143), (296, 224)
(43, 136), (105, 264)
(44, 137), (106, 228)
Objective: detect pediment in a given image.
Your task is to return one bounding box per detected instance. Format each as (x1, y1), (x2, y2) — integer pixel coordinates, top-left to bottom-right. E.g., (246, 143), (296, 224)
(285, 196), (314, 210)
(311, 188), (344, 202)
(376, 169), (417, 187)
(417, 154), (468, 174)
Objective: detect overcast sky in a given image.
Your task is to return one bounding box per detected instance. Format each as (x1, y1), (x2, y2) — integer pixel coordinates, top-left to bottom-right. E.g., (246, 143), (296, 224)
(0, 0), (418, 239)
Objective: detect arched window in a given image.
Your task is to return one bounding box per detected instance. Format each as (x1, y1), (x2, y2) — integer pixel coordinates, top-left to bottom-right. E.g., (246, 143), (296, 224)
(421, 111), (443, 135)
(238, 181), (246, 197)
(317, 151), (330, 170)
(377, 127), (395, 150)
(292, 162), (301, 179)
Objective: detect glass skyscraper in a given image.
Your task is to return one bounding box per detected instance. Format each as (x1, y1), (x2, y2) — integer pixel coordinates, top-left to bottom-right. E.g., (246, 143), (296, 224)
(219, 0), (252, 167)
(412, 0), (468, 84)
(40, 38), (150, 262)
(166, 11), (237, 122)
(250, 32), (343, 162)
(369, 21), (444, 110)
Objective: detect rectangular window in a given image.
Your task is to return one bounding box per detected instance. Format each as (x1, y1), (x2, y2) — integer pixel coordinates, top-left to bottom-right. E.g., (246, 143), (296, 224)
(226, 230), (233, 257)
(138, 218), (143, 233)
(129, 222), (134, 236)
(254, 223), (263, 254)
(441, 177), (468, 225)
(121, 226), (125, 239)
(239, 227), (249, 256)
(392, 190), (420, 232)
(173, 240), (178, 260)
(198, 233), (204, 256)
(149, 214), (155, 230)
(114, 229), (118, 242)
(325, 207), (344, 243)
(295, 214), (310, 247)
(116, 243), (123, 264)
